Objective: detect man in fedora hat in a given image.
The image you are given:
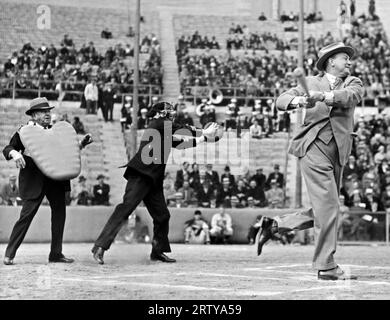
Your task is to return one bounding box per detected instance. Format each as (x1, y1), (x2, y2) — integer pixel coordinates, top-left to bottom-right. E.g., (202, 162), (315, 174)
(2, 97), (92, 265)
(256, 43), (364, 280)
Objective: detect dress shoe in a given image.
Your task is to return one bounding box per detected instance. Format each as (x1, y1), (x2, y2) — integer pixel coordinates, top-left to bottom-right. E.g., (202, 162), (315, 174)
(48, 254), (74, 263)
(91, 246), (105, 265)
(3, 257), (14, 266)
(256, 217), (278, 256)
(150, 252), (176, 263)
(318, 265), (357, 281)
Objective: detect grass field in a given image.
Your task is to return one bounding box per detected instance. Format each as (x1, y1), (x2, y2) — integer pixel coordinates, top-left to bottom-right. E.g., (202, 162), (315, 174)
(1, 242), (390, 300)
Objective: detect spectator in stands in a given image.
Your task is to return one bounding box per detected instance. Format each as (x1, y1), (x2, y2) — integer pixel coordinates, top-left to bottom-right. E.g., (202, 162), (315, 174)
(343, 155), (359, 180)
(258, 12), (267, 21)
(84, 77), (98, 114)
(249, 119), (262, 139)
(1, 175), (21, 206)
(71, 175), (92, 206)
(252, 168), (266, 191)
(175, 162), (190, 190)
(178, 180), (196, 207)
(189, 162), (200, 189)
(196, 177), (215, 208)
(221, 165), (235, 186)
(72, 116), (86, 135)
(101, 28), (113, 39)
(205, 163), (220, 189)
(61, 34), (74, 48)
(266, 164), (284, 190)
(163, 172), (176, 206)
(184, 210), (211, 244)
(102, 81), (116, 122)
(92, 174), (110, 205)
(233, 179), (248, 204)
(216, 177), (234, 208)
(137, 108), (150, 129)
(210, 205), (233, 244)
(246, 179), (267, 207)
(265, 179), (285, 208)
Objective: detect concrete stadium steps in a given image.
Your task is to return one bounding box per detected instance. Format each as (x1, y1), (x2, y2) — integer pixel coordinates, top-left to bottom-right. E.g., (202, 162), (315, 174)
(159, 10), (181, 101)
(99, 105), (128, 205)
(173, 14), (339, 48)
(0, 1), (160, 61)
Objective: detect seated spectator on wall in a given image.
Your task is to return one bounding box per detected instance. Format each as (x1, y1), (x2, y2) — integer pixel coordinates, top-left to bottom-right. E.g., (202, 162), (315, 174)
(184, 210), (211, 244)
(265, 164), (284, 190)
(258, 12), (267, 21)
(92, 174), (110, 205)
(101, 28), (113, 39)
(210, 206), (233, 244)
(265, 179), (285, 208)
(61, 34), (74, 48)
(71, 175), (92, 205)
(1, 175), (21, 206)
(72, 116), (86, 135)
(189, 162), (200, 189)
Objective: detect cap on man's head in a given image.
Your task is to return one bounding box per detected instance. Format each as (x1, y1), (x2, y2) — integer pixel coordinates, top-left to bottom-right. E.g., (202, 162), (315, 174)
(97, 174), (105, 180)
(315, 42), (355, 71)
(274, 164), (280, 169)
(194, 210), (202, 215)
(25, 97), (54, 116)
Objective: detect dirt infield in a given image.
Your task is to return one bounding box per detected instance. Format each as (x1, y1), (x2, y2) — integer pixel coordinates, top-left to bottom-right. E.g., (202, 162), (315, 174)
(1, 242), (390, 300)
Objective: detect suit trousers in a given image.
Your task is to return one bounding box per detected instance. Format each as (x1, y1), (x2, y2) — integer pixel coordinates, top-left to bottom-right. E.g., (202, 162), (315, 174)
(274, 137), (343, 270)
(95, 174), (171, 253)
(5, 179), (66, 259)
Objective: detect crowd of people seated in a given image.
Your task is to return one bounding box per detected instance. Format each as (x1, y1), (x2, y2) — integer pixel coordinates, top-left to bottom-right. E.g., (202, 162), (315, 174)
(161, 162), (285, 209)
(0, 33), (163, 100)
(336, 112), (390, 241)
(177, 7), (389, 107)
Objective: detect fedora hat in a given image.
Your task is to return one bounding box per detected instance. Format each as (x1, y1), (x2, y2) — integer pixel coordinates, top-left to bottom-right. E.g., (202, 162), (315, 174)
(316, 42), (355, 71)
(25, 97), (54, 116)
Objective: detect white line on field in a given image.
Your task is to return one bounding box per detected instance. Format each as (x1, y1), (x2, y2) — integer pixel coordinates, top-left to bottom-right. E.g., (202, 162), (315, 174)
(52, 276), (283, 296)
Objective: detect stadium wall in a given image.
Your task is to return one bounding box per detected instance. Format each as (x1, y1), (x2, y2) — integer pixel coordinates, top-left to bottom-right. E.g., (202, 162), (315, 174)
(0, 206), (296, 244)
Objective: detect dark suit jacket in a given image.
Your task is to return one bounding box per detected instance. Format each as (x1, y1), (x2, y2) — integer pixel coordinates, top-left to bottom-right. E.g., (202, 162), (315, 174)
(124, 118), (201, 187)
(276, 74), (364, 165)
(3, 130), (70, 200)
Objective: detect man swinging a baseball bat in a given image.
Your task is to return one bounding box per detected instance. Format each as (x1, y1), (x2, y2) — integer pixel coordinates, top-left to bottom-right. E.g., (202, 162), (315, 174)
(256, 43), (364, 280)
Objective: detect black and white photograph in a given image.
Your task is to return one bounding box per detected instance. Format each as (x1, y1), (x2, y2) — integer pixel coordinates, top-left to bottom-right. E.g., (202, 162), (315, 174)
(1, 0), (390, 307)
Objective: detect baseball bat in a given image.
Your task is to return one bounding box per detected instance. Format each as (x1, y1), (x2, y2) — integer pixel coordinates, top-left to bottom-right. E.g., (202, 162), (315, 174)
(293, 67), (310, 96)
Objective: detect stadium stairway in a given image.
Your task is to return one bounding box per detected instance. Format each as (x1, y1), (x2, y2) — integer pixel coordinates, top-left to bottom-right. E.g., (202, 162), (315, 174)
(159, 10), (181, 101)
(99, 106), (128, 205)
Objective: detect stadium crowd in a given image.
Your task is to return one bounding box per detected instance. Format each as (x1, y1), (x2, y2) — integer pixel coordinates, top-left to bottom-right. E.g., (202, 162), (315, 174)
(0, 33), (163, 100)
(161, 162), (286, 209)
(177, 8), (390, 108)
